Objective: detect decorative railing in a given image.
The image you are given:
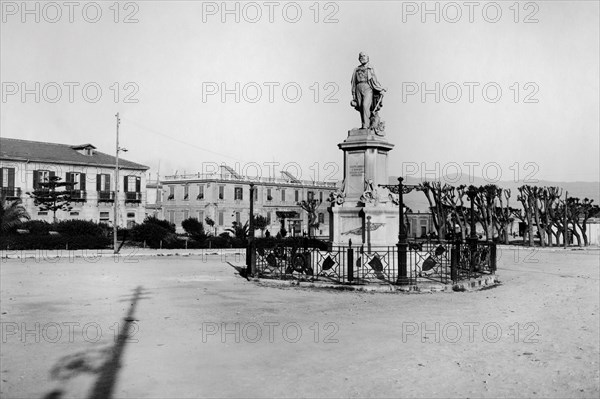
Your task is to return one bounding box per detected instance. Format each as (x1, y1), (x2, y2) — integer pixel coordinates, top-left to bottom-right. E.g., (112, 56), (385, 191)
(125, 192), (142, 203)
(253, 239), (496, 286)
(0, 187), (21, 198)
(69, 190), (86, 202)
(98, 191), (115, 202)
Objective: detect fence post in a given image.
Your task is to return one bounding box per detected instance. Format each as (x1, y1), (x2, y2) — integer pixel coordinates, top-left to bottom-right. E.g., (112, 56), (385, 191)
(451, 241), (459, 282)
(490, 243), (497, 273)
(347, 240), (354, 283)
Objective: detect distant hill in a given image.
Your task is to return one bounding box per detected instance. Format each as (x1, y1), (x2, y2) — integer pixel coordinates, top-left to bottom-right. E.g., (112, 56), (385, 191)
(389, 175), (600, 213)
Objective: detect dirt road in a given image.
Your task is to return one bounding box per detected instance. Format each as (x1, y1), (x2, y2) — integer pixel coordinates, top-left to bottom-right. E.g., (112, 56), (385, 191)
(1, 247), (598, 398)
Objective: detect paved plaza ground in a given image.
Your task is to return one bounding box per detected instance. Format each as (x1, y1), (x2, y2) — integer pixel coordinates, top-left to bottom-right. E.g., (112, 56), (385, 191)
(1, 247), (599, 398)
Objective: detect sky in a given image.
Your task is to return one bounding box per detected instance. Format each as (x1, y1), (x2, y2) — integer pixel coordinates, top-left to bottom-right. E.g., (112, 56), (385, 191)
(1, 0), (599, 185)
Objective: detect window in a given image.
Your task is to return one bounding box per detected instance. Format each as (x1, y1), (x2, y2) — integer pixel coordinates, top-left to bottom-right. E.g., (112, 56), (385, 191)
(33, 170), (53, 189)
(307, 191), (314, 201)
(100, 211), (110, 223)
(127, 212), (135, 218)
(38, 211), (48, 216)
(254, 187), (258, 201)
(198, 211), (204, 222)
(0, 167), (17, 197)
(295, 190), (299, 202)
(127, 176), (137, 192)
(66, 172), (86, 191)
(70, 211), (80, 216)
(169, 210), (175, 224)
(168, 185), (175, 200)
(219, 186), (225, 200)
(197, 185), (204, 200)
(281, 189), (286, 202)
(319, 191), (323, 203)
(267, 188), (272, 201)
(318, 213), (325, 224)
(183, 210), (189, 220)
(266, 212), (271, 224)
(235, 212), (241, 224)
(124, 176), (141, 193)
(218, 211), (224, 226)
(96, 174), (111, 191)
(0, 167), (15, 188)
(183, 185), (189, 200)
(234, 187), (243, 200)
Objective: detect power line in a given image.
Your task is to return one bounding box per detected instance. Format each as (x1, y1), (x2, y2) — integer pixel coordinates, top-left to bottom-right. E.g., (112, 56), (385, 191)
(121, 117), (250, 163)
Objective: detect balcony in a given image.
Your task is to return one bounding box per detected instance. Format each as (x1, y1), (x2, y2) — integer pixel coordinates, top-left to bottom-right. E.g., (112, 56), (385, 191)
(0, 187), (21, 199)
(125, 192), (142, 203)
(69, 190), (87, 202)
(98, 191), (115, 202)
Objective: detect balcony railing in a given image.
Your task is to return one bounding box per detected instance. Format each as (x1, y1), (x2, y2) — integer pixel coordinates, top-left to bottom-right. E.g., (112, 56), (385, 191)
(69, 190), (87, 202)
(125, 192), (142, 203)
(98, 191), (115, 202)
(0, 187), (21, 198)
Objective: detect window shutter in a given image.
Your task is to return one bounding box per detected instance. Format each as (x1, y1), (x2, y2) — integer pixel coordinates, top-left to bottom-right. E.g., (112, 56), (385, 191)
(96, 174), (102, 191)
(80, 173), (86, 191)
(0, 168), (3, 187)
(33, 170), (39, 190)
(123, 176), (128, 193)
(50, 171), (56, 179)
(8, 168), (15, 188)
(135, 177), (141, 192)
(66, 172), (73, 184)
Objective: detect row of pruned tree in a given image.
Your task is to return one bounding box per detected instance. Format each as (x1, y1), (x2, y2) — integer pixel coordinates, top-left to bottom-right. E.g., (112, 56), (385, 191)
(516, 186), (598, 247)
(417, 182), (599, 247)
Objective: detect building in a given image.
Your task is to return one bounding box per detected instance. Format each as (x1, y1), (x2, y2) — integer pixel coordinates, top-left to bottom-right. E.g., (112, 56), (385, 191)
(0, 137), (149, 227)
(406, 211), (435, 238)
(160, 165), (338, 236)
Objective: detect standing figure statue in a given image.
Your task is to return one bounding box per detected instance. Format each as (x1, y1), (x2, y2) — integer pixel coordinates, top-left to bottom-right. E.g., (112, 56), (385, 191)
(351, 52), (386, 134)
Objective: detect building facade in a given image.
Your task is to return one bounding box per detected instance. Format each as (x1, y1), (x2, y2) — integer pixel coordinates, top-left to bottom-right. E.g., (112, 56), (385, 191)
(0, 138), (149, 228)
(160, 166), (338, 236)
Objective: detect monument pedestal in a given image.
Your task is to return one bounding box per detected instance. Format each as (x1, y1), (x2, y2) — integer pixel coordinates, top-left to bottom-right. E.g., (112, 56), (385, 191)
(329, 129), (399, 247)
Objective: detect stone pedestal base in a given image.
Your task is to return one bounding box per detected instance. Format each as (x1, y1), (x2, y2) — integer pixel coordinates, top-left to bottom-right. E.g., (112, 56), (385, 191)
(329, 203), (399, 247)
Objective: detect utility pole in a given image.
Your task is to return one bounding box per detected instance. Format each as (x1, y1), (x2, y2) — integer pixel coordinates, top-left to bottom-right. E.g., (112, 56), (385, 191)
(564, 190), (568, 249)
(113, 113), (120, 254)
(155, 160), (161, 217)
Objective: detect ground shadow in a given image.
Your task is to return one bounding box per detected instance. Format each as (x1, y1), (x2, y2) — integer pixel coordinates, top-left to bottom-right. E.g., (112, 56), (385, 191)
(41, 286), (151, 399)
(226, 262), (250, 280)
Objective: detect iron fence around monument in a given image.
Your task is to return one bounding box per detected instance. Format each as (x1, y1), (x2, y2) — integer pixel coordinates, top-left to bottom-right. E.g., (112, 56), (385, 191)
(252, 238), (496, 286)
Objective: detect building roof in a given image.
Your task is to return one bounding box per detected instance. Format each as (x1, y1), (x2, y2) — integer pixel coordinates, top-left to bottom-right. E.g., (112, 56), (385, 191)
(0, 137), (148, 170)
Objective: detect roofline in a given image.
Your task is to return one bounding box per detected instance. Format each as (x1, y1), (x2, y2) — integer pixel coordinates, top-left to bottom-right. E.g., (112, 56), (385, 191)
(159, 177), (337, 189)
(0, 155), (149, 170)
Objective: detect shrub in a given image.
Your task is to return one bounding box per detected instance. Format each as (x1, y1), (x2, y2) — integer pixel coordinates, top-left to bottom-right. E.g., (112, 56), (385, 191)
(130, 222), (174, 248)
(21, 220), (52, 235)
(0, 233), (110, 250)
(143, 216), (176, 233)
(181, 217), (207, 242)
(54, 219), (105, 236)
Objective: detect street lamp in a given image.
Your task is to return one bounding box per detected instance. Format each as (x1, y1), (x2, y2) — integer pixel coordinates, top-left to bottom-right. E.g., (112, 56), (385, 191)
(379, 177), (418, 284)
(247, 183), (256, 276)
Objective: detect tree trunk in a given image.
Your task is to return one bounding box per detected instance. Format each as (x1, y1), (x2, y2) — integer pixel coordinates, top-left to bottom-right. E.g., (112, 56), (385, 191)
(532, 197), (545, 247)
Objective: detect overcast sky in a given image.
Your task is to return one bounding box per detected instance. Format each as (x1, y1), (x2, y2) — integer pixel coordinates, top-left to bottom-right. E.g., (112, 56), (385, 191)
(1, 0), (598, 184)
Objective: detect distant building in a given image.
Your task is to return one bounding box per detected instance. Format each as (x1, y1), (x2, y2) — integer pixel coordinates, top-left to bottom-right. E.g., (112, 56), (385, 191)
(406, 211), (435, 238)
(145, 175), (164, 220)
(0, 137), (149, 227)
(159, 165), (338, 236)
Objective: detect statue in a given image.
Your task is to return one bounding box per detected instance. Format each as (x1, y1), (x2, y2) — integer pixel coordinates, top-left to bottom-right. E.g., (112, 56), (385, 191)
(328, 179), (346, 206)
(351, 52), (386, 135)
(360, 179), (379, 204)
